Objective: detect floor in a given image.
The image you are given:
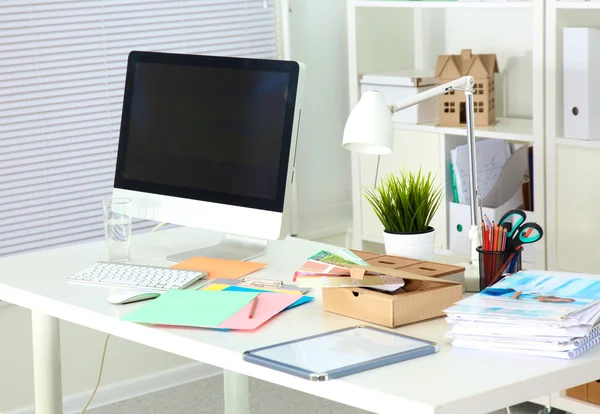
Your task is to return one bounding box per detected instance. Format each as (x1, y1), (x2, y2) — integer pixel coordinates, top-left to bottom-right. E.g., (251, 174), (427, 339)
(87, 374), (562, 414)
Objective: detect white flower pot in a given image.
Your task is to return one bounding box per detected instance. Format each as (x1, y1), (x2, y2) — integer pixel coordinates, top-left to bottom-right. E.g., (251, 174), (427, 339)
(383, 227), (436, 261)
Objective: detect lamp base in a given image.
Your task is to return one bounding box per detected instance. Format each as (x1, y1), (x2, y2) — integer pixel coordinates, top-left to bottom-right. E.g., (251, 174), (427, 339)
(456, 260), (480, 292)
(432, 251), (480, 292)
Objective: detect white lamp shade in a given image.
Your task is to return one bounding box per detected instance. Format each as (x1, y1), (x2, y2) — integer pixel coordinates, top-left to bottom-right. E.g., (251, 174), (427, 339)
(342, 90), (394, 155)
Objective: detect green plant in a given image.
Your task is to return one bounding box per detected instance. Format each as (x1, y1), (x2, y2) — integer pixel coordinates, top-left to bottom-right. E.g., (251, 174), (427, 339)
(364, 169), (443, 234)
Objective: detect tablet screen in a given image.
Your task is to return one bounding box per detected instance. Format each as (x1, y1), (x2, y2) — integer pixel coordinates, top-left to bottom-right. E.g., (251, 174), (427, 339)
(250, 327), (432, 374)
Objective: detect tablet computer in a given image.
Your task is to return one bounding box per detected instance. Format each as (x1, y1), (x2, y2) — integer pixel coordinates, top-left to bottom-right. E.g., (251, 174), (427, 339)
(243, 326), (438, 381)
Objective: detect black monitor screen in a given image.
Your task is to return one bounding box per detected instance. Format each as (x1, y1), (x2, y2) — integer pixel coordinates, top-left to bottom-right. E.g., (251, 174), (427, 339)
(114, 51), (300, 212)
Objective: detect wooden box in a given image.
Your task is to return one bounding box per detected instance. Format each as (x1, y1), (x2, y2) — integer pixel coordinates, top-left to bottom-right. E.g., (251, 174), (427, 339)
(351, 250), (466, 288)
(322, 266), (463, 328)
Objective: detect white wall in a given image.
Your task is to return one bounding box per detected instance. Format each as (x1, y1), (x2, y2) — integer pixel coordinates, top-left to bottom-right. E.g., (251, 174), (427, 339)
(445, 9), (533, 118)
(288, 0), (352, 239)
(0, 3), (353, 411)
(0, 305), (191, 412)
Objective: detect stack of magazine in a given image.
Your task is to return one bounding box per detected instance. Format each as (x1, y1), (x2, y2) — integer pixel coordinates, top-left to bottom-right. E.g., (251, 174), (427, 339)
(444, 270), (600, 359)
(292, 249), (405, 292)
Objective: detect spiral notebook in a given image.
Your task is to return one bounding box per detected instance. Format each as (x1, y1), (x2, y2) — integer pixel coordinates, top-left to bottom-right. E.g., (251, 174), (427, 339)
(453, 334), (600, 360)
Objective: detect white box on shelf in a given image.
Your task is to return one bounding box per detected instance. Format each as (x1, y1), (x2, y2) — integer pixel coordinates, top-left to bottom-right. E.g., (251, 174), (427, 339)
(563, 27), (600, 140)
(360, 69), (438, 125)
(449, 190), (537, 264)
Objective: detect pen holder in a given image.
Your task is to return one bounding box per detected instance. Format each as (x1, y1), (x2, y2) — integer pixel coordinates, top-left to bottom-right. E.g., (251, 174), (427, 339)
(476, 246), (522, 291)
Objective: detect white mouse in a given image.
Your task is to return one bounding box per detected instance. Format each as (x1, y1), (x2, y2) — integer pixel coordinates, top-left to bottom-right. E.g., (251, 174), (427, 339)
(108, 289), (162, 305)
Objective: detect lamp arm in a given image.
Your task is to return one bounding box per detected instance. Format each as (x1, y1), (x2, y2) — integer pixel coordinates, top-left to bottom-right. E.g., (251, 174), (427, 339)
(388, 74), (481, 269)
(389, 76), (475, 113)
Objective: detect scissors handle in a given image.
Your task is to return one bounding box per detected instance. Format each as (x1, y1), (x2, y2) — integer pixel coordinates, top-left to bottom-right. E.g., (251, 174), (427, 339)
(508, 222), (544, 250)
(499, 209), (527, 238)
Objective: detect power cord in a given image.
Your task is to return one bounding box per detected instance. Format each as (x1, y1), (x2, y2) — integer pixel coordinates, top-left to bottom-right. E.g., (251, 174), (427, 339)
(151, 222), (167, 232)
(80, 334), (111, 414)
(506, 407), (511, 414)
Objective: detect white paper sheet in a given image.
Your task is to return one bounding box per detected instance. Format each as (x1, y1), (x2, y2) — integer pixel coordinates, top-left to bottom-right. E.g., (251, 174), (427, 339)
(451, 139), (512, 205)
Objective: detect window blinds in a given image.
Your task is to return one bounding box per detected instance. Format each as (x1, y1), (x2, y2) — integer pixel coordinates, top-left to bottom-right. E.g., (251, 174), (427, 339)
(0, 0), (278, 256)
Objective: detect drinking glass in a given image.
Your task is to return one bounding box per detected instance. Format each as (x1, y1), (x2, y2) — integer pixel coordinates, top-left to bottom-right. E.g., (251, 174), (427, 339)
(102, 198), (132, 262)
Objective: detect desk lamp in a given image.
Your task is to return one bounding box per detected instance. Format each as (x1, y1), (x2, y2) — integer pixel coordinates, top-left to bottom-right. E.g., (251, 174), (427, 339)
(343, 75), (481, 266)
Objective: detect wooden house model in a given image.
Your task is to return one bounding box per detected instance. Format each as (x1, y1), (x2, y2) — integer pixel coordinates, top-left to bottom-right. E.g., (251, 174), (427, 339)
(435, 49), (499, 127)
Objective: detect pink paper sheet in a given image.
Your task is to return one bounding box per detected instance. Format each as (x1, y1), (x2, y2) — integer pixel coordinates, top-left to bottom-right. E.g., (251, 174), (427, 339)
(218, 292), (300, 330)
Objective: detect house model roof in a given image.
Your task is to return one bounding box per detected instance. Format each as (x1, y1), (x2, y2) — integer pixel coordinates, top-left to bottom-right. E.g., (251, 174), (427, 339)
(434, 49), (499, 79)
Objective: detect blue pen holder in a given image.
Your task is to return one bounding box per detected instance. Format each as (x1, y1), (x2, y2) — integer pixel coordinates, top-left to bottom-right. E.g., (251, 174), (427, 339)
(477, 246), (522, 291)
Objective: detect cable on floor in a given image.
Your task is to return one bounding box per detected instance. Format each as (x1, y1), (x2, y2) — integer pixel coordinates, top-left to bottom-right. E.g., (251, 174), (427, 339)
(506, 407), (511, 414)
(80, 334), (111, 414)
(151, 222), (167, 232)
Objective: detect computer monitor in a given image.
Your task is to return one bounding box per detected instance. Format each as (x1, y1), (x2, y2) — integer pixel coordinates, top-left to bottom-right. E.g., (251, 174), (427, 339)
(113, 51), (305, 261)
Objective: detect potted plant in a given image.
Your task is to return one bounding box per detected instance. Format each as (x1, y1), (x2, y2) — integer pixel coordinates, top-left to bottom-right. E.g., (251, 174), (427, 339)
(364, 169), (443, 261)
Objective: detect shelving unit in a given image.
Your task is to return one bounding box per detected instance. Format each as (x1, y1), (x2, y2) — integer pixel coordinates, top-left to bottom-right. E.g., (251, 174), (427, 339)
(545, 2), (600, 408)
(557, 1), (600, 9)
(556, 137), (600, 149)
(545, 0), (600, 278)
(549, 392), (600, 414)
(346, 0), (545, 268)
(347, 3), (600, 410)
(395, 116), (533, 142)
(356, 1), (532, 9)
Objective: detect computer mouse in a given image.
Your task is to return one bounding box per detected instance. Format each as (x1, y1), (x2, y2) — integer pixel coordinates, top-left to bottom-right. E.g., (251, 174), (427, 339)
(108, 289), (162, 305)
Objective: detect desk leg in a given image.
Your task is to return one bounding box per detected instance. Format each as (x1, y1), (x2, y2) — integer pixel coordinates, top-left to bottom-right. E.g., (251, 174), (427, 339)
(31, 311), (63, 414)
(224, 370), (249, 414)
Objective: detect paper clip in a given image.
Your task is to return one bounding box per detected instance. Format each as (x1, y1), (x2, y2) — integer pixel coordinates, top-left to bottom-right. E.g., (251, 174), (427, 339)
(239, 277), (283, 288)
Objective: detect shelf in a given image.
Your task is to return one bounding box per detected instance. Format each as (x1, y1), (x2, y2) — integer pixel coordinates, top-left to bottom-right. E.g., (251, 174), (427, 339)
(549, 392), (600, 414)
(556, 1), (600, 9)
(393, 117), (534, 142)
(556, 137), (600, 149)
(355, 1), (532, 9)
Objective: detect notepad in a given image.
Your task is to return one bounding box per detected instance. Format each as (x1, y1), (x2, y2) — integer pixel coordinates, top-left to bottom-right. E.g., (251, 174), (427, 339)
(206, 284), (314, 310)
(171, 257), (267, 280)
(219, 292), (301, 330)
(121, 290), (258, 327)
(122, 289), (310, 330)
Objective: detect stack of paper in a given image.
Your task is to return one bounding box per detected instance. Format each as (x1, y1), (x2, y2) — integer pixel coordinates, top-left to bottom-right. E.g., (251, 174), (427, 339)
(445, 270), (600, 359)
(293, 249), (405, 292)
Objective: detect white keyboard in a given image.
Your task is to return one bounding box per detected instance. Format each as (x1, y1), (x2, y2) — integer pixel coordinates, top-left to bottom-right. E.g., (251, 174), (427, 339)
(67, 262), (207, 291)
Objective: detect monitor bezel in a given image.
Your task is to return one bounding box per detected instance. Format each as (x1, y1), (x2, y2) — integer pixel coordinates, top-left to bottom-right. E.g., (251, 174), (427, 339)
(114, 51), (300, 213)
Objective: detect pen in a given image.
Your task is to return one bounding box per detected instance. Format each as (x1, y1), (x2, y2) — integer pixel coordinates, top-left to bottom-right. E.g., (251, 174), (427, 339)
(483, 214), (492, 228)
(490, 248), (520, 286)
(248, 296), (258, 319)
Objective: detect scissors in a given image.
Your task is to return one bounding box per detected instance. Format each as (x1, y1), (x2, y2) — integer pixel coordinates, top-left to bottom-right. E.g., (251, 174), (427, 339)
(498, 209), (543, 251)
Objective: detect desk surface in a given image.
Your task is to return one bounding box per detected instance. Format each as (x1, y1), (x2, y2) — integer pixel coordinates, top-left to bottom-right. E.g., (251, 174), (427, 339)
(0, 227), (598, 414)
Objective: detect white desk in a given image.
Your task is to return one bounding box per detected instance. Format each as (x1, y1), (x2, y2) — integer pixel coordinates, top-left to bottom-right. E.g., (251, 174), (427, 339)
(0, 227), (599, 414)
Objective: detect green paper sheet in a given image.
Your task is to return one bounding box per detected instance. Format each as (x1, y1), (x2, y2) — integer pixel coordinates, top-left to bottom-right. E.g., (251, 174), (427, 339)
(121, 290), (259, 327)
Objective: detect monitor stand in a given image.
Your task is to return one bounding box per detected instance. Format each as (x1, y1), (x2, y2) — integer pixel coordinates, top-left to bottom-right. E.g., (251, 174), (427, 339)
(166, 234), (269, 262)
